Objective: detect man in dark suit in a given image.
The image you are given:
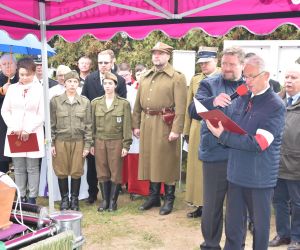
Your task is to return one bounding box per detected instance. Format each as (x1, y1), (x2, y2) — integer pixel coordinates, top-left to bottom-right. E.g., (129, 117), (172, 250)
(0, 53), (18, 173)
(81, 50), (127, 204)
(33, 55), (57, 88)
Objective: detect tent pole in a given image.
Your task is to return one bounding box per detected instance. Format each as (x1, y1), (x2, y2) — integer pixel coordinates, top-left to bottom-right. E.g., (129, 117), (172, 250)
(39, 0), (55, 213)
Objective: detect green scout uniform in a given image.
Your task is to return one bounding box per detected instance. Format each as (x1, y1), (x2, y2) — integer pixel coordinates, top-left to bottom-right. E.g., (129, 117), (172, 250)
(50, 92), (92, 178)
(91, 95), (132, 183)
(132, 63), (187, 183)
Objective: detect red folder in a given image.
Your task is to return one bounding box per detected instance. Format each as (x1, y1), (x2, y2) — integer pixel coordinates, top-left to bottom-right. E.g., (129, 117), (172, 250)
(199, 109), (246, 135)
(7, 133), (39, 153)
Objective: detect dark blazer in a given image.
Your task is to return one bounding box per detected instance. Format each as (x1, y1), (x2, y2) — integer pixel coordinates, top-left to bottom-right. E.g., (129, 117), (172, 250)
(49, 78), (58, 88)
(269, 79), (281, 93)
(81, 70), (127, 101)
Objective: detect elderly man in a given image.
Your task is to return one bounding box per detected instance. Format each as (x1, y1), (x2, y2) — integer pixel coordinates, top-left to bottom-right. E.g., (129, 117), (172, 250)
(81, 50), (127, 204)
(78, 56), (92, 86)
(269, 64), (300, 250)
(184, 46), (220, 219)
(0, 54), (18, 173)
(207, 55), (286, 250)
(133, 41), (187, 215)
(189, 47), (245, 250)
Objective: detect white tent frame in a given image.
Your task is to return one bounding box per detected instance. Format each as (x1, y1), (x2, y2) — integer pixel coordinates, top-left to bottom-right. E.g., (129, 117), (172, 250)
(0, 0), (231, 212)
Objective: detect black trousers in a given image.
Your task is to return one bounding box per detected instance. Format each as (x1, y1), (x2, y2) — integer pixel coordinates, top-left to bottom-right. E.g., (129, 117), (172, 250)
(0, 160), (9, 173)
(86, 154), (99, 198)
(201, 160), (228, 250)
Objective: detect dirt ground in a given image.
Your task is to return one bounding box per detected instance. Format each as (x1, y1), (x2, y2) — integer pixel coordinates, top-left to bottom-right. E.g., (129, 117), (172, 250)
(81, 190), (287, 250)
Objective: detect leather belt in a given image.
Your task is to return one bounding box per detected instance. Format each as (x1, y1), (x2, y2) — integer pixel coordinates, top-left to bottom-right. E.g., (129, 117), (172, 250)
(143, 108), (173, 116)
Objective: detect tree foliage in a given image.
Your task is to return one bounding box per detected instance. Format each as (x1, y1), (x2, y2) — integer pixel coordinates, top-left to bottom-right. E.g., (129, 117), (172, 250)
(48, 24), (300, 73)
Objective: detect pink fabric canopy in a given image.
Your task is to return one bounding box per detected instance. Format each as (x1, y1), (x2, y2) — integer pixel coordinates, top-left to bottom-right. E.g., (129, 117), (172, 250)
(0, 0), (300, 41)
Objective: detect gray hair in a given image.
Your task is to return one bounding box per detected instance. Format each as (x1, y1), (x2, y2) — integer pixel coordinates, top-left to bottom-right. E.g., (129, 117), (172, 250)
(245, 55), (266, 73)
(0, 53), (17, 64)
(222, 46), (245, 64)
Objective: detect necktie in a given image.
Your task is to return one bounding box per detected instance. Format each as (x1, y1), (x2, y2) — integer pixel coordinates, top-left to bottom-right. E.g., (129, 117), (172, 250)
(287, 96), (293, 107)
(245, 98), (253, 113)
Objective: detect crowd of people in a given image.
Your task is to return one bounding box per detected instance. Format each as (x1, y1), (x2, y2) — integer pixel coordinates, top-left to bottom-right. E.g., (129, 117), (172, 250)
(0, 41), (300, 250)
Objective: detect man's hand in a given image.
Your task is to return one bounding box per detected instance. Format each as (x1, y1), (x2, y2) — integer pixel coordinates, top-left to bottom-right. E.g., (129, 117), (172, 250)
(133, 128), (140, 139)
(213, 93), (231, 107)
(90, 146), (95, 156)
(206, 120), (224, 138)
(121, 148), (128, 157)
(168, 132), (179, 142)
(51, 146), (56, 157)
(82, 149), (89, 158)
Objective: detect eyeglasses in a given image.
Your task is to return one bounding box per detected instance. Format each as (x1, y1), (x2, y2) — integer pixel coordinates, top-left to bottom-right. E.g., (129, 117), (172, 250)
(98, 61), (110, 65)
(243, 71), (265, 81)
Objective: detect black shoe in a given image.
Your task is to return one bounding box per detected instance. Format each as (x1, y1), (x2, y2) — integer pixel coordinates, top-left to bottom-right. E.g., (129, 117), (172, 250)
(288, 241), (300, 250)
(187, 207), (202, 218)
(85, 195), (97, 204)
(139, 182), (161, 211)
(70, 178), (81, 211)
(269, 235), (291, 247)
(28, 197), (36, 204)
(159, 184), (175, 215)
(21, 196), (28, 203)
(98, 181), (111, 212)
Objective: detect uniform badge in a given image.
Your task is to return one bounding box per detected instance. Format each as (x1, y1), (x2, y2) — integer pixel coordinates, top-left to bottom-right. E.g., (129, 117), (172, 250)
(117, 117), (122, 123)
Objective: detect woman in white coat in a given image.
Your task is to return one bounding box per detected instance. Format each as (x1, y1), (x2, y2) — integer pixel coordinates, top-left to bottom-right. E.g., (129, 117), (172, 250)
(1, 57), (44, 204)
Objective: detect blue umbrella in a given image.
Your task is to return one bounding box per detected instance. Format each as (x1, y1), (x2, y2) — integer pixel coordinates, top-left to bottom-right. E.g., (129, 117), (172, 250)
(0, 30), (55, 56)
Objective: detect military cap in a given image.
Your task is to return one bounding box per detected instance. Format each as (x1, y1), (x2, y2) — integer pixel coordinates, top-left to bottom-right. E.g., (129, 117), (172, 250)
(64, 70), (80, 82)
(151, 42), (173, 55)
(104, 72), (118, 84)
(33, 55), (42, 64)
(56, 65), (71, 76)
(196, 46), (218, 63)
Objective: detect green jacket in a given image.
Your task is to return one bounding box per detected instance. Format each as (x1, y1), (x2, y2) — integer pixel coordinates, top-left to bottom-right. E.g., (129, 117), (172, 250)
(91, 95), (132, 150)
(50, 92), (92, 150)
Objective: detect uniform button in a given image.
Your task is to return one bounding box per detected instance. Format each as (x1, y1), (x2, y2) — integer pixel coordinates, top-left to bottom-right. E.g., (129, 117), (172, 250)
(147, 98), (150, 101)
(150, 89), (152, 91)
(152, 81), (154, 83)
(146, 107), (149, 110)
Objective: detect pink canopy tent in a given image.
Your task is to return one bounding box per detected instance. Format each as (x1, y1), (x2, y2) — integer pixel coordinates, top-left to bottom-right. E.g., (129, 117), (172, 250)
(1, 0), (300, 41)
(1, 0), (300, 211)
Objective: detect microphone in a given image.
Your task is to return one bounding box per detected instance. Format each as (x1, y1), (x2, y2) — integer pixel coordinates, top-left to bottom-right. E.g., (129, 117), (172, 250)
(215, 84), (248, 109)
(230, 84), (248, 100)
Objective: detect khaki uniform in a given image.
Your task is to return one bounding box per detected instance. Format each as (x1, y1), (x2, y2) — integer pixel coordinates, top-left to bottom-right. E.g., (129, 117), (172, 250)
(92, 95), (132, 183)
(132, 63), (187, 183)
(183, 69), (220, 206)
(50, 92), (92, 178)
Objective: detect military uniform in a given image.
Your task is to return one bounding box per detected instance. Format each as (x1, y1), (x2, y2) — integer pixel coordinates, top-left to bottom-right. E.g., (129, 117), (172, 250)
(92, 95), (132, 183)
(50, 92), (92, 178)
(184, 69), (220, 208)
(132, 63), (187, 183)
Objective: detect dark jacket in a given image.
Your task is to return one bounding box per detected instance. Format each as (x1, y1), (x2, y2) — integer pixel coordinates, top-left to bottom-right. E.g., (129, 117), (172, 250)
(219, 88), (286, 188)
(279, 95), (300, 180)
(189, 73), (244, 162)
(0, 73), (18, 162)
(81, 70), (127, 101)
